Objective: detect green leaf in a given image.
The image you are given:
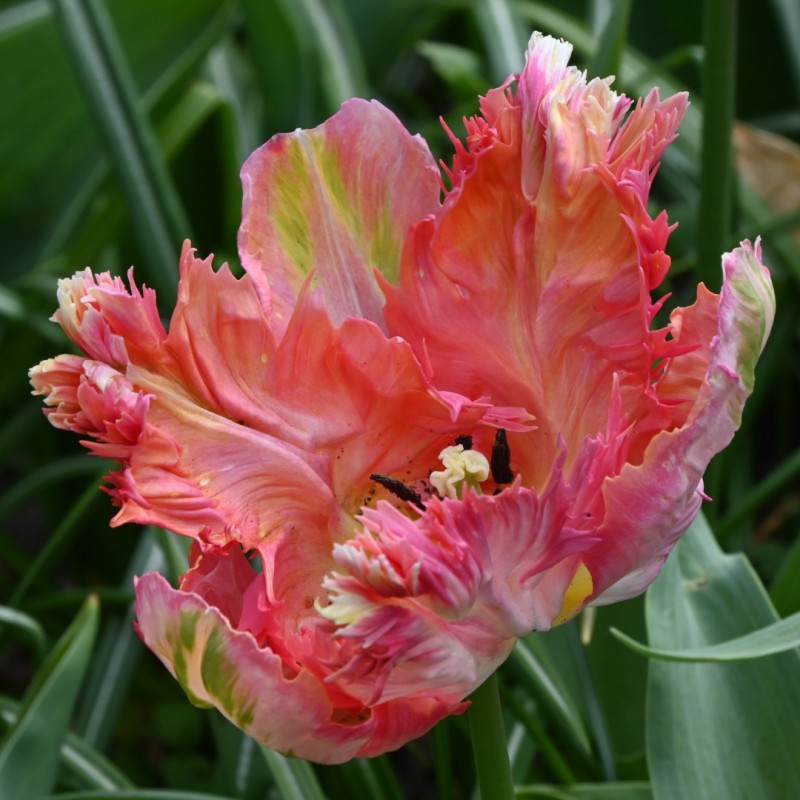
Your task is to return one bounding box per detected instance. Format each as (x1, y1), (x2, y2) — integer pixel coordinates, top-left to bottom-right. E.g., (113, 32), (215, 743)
(74, 529), (166, 748)
(0, 456), (108, 523)
(210, 714), (270, 799)
(277, 0), (368, 113)
(261, 746), (328, 800)
(0, 605), (46, 660)
(508, 635), (593, 762)
(586, 0), (631, 78)
(9, 477), (105, 607)
(516, 783), (652, 799)
(645, 513), (800, 798)
(1, 0), (232, 283)
(473, 0), (527, 81)
(53, 0), (190, 301)
(0, 697), (134, 790)
(770, 0), (800, 97)
(0, 595), (99, 800)
(416, 40), (489, 95)
(41, 792), (238, 800)
(583, 596), (648, 762)
(770, 533), (800, 617)
(611, 609), (800, 661)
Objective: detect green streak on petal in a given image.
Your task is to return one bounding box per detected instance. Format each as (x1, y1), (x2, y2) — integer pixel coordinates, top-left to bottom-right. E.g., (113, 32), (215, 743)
(179, 607), (199, 651)
(729, 267), (774, 391)
(200, 626), (257, 729)
(273, 140), (316, 277)
(171, 610), (212, 709)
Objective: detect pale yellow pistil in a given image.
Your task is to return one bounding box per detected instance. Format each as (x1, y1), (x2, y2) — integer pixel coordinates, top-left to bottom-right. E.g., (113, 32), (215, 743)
(430, 444), (490, 499)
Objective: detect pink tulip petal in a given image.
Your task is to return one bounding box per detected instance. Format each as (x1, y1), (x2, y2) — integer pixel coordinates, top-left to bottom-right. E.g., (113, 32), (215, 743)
(587, 240), (774, 602)
(239, 98), (441, 333)
(135, 567), (464, 763)
(53, 268), (166, 368)
(317, 479), (598, 706)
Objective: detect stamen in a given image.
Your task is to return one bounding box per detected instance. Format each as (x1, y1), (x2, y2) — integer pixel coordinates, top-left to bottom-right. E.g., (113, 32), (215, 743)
(490, 428), (514, 484)
(430, 445), (490, 499)
(455, 434), (473, 450)
(370, 473), (425, 510)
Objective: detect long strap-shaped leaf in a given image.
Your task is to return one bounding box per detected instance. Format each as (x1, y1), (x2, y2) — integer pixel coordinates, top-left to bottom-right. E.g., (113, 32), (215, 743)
(54, 0), (192, 303)
(0, 595), (99, 800)
(645, 514), (800, 798)
(611, 609), (800, 661)
(261, 745), (328, 800)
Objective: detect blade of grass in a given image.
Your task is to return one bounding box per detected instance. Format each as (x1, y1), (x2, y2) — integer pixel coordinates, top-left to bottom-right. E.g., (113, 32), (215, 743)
(152, 525), (190, 584)
(54, 0), (193, 303)
(715, 445), (800, 540)
(507, 720), (536, 785)
(565, 623), (616, 781)
(277, 0), (368, 113)
(0, 282), (62, 341)
(586, 0), (632, 79)
(508, 637), (593, 760)
(74, 528), (166, 748)
(771, 536), (800, 617)
(770, 0), (800, 98)
(611, 608), (800, 661)
(697, 0), (737, 290)
(474, 0), (527, 81)
(0, 606), (46, 660)
(210, 715), (270, 799)
(261, 745), (327, 800)
(0, 595), (99, 800)
(0, 456), (107, 522)
(240, 0), (317, 130)
(40, 792), (239, 800)
(0, 0), (49, 34)
(36, 1), (234, 272)
(434, 718), (455, 800)
(516, 782), (652, 799)
(9, 476), (105, 607)
(0, 698), (134, 790)
(499, 683), (577, 784)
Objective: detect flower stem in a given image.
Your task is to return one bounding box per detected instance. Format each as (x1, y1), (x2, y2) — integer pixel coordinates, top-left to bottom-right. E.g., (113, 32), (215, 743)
(697, 0), (738, 508)
(697, 0), (737, 291)
(468, 672), (516, 800)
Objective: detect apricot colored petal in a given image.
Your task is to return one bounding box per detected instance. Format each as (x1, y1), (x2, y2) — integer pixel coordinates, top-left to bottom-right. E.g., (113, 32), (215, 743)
(587, 241), (774, 603)
(30, 355), (150, 462)
(239, 98), (441, 333)
(164, 242), (283, 434)
(384, 34), (689, 489)
(135, 570), (464, 763)
(104, 252), (514, 555)
(108, 383), (333, 551)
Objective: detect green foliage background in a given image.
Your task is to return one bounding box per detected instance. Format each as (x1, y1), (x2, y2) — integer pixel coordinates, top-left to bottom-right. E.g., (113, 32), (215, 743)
(1, 0), (799, 798)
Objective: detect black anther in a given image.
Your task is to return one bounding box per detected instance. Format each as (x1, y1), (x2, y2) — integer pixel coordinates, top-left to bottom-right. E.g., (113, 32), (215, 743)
(370, 473), (425, 510)
(455, 435), (473, 450)
(490, 429), (514, 484)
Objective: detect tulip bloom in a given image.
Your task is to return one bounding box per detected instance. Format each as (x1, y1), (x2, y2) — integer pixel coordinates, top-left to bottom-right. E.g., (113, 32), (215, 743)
(30, 33), (774, 762)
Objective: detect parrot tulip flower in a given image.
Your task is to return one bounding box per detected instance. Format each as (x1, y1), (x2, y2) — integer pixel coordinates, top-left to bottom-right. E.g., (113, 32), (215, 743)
(30, 32), (774, 763)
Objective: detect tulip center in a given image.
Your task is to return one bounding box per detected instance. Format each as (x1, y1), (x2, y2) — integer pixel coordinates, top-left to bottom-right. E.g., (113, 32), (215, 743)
(367, 429), (515, 513)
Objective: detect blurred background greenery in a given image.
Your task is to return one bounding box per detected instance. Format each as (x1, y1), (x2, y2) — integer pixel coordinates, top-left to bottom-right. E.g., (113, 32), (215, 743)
(1, 0), (799, 798)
